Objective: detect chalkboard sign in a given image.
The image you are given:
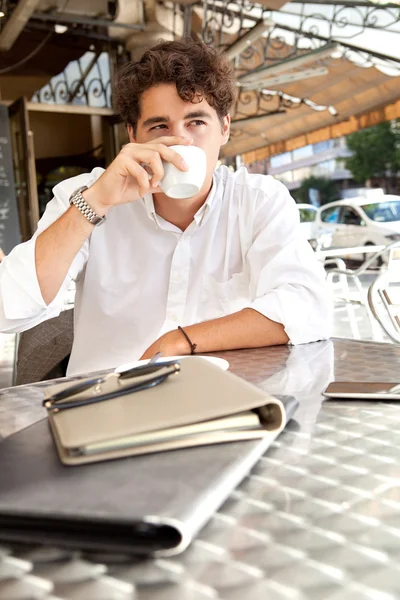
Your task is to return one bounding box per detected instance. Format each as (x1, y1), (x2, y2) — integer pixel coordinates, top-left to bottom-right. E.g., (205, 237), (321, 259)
(0, 105), (21, 254)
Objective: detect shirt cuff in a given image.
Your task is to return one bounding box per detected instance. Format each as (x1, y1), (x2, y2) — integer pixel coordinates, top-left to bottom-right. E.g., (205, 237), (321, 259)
(1, 238), (65, 320)
(248, 288), (332, 345)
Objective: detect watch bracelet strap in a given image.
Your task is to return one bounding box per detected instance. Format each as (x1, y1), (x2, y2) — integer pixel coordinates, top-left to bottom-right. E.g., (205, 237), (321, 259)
(69, 186), (105, 225)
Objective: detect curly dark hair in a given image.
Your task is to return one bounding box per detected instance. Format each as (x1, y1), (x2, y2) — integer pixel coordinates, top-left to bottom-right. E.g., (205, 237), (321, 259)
(114, 38), (236, 132)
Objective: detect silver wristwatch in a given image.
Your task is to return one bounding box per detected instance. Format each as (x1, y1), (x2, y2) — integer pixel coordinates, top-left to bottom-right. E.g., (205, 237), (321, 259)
(69, 185), (105, 226)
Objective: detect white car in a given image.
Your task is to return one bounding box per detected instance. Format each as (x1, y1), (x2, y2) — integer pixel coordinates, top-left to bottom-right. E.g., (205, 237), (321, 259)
(315, 195), (400, 260)
(297, 204), (318, 248)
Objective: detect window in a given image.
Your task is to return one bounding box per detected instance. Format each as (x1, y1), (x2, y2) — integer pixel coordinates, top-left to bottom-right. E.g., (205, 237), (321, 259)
(313, 140), (332, 154)
(333, 137), (346, 149)
(298, 207), (317, 223)
(292, 166), (312, 181)
(320, 206), (341, 223)
(270, 152), (292, 169)
(315, 160), (336, 176)
(362, 201), (400, 223)
(340, 207), (363, 226)
(275, 172), (293, 184)
(292, 145), (313, 161)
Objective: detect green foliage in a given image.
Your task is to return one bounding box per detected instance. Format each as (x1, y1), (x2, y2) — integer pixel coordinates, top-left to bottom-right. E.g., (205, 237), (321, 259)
(345, 120), (400, 184)
(294, 176), (340, 206)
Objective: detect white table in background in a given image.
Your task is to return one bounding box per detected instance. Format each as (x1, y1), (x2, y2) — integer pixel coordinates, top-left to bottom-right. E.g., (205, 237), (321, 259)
(316, 244), (385, 260)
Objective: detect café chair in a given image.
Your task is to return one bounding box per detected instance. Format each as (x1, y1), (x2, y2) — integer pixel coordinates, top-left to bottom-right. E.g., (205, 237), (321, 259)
(368, 247), (400, 344)
(324, 240), (400, 341)
(324, 257), (365, 339)
(14, 308), (74, 386)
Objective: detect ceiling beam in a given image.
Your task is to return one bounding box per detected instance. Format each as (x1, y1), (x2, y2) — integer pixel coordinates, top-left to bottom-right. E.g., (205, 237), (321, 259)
(0, 0), (41, 51)
(225, 17), (273, 60)
(31, 11), (144, 31)
(281, 60), (355, 97)
(240, 66), (329, 89)
(238, 42), (338, 84)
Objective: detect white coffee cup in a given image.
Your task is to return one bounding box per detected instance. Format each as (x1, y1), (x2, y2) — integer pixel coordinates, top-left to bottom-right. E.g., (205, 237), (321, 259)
(160, 145), (207, 199)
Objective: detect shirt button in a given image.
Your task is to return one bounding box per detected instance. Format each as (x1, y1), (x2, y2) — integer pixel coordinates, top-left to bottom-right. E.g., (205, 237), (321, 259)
(170, 314), (179, 322)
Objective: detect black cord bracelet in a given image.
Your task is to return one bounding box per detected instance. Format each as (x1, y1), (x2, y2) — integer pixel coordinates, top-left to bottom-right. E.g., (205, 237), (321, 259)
(178, 326), (197, 355)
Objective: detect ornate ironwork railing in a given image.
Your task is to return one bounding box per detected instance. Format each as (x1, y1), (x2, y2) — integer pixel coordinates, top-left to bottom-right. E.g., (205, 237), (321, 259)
(200, 0), (263, 49)
(277, 2), (400, 41)
(197, 0), (400, 72)
(31, 1), (400, 119)
(32, 51), (113, 108)
(178, 0), (400, 128)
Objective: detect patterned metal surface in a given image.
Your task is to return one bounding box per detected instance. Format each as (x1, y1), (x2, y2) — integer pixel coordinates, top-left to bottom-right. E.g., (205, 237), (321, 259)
(1, 338), (400, 599)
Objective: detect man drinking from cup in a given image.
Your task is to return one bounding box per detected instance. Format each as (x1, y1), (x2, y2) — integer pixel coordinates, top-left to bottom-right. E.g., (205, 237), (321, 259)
(0, 38), (332, 376)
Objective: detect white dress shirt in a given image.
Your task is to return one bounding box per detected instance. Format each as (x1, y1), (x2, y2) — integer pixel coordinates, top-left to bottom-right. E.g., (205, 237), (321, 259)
(0, 166), (332, 375)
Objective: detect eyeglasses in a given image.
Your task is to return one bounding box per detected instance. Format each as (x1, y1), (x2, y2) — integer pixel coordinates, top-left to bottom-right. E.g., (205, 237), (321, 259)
(43, 360), (180, 412)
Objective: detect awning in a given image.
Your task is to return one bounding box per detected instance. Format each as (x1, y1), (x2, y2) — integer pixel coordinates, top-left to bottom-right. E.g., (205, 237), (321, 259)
(227, 55), (400, 160)
(210, 0), (400, 158)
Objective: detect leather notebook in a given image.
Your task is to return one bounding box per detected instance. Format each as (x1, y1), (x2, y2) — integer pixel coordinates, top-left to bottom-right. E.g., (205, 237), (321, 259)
(0, 396), (297, 556)
(42, 357), (296, 465)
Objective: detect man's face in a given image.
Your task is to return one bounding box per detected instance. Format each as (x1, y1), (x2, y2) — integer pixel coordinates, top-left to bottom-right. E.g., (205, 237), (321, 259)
(129, 83), (230, 182)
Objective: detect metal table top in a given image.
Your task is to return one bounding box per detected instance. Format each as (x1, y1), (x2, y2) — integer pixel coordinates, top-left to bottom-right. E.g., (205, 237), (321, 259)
(1, 338), (400, 600)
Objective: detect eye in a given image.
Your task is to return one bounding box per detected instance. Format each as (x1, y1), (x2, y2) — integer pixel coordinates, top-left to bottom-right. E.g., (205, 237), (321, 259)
(189, 120), (206, 127)
(150, 124), (168, 131)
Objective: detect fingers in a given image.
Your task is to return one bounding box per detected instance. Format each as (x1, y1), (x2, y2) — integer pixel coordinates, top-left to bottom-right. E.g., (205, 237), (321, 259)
(120, 157), (152, 196)
(152, 144), (188, 172)
(121, 141), (189, 176)
(114, 136), (193, 196)
(120, 147), (165, 190)
(145, 153), (163, 188)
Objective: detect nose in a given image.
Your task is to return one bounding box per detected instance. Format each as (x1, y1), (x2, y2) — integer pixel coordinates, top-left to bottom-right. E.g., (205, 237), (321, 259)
(169, 123), (193, 143)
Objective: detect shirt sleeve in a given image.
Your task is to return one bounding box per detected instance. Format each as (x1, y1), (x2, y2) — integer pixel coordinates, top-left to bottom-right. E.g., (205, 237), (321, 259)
(0, 170), (100, 334)
(245, 178), (333, 344)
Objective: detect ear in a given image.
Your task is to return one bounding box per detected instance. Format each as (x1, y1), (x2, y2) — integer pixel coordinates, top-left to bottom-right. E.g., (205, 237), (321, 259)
(127, 125), (136, 143)
(221, 114), (231, 147)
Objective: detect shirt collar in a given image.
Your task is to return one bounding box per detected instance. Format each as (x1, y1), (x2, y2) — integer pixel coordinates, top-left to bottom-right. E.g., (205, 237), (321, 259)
(193, 176), (217, 226)
(142, 173), (218, 229)
(143, 193), (158, 225)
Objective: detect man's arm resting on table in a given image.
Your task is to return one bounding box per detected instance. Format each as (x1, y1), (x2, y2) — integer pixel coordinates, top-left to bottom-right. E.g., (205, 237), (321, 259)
(140, 308), (289, 359)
